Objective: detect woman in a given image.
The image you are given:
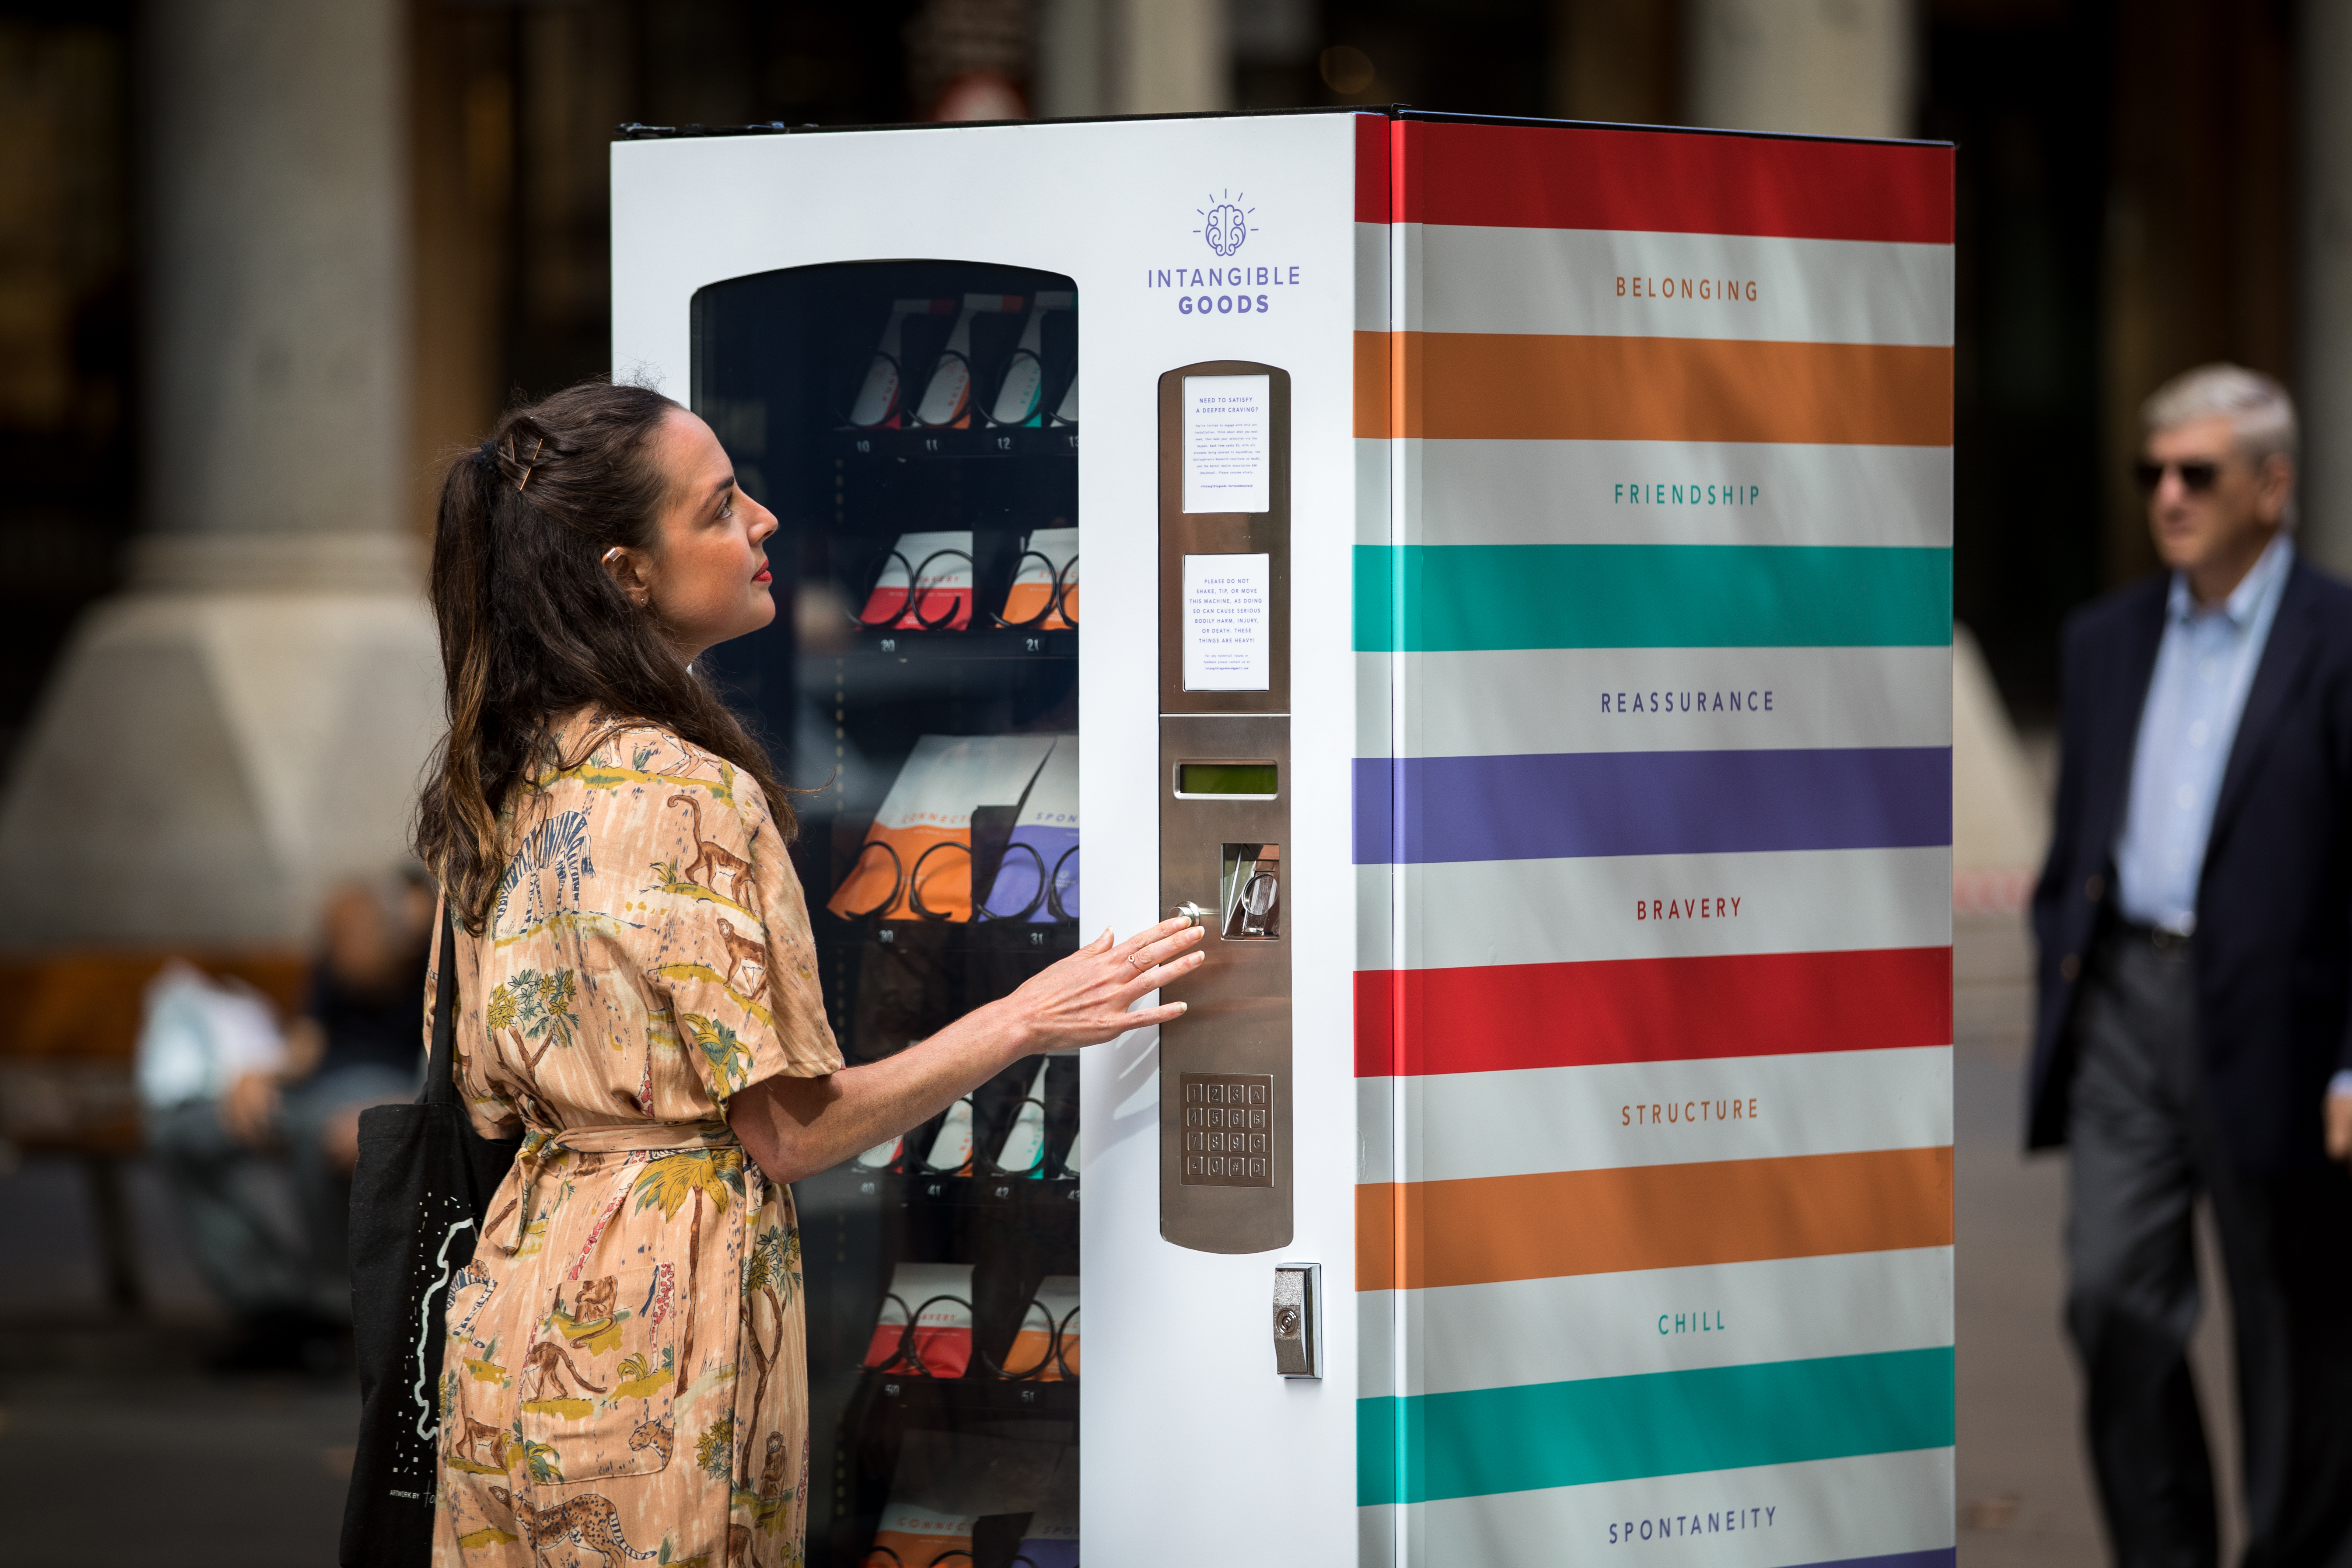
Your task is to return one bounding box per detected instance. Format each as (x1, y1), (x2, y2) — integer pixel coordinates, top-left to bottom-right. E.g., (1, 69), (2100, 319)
(415, 381), (1202, 1565)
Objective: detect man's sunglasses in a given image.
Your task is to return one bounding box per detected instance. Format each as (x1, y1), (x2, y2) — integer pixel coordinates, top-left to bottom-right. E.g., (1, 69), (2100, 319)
(2132, 459), (2223, 495)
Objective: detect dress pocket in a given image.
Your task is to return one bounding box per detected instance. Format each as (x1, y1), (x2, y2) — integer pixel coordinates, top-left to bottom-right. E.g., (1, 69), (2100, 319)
(516, 1263), (680, 1483)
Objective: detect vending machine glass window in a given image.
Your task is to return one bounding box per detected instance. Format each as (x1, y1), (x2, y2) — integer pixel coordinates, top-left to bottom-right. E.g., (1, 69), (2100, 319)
(693, 262), (1082, 1568)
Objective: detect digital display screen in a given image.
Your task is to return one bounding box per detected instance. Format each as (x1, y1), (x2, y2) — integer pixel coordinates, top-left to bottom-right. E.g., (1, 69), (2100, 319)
(1177, 762), (1278, 797)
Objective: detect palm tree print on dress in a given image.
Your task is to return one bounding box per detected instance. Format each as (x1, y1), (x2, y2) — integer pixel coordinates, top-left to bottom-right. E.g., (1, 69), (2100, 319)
(486, 967), (582, 1069)
(737, 1229), (800, 1487)
(632, 1150), (744, 1389)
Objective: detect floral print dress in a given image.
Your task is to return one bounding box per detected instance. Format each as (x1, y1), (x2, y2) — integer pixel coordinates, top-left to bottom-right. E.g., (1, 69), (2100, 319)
(432, 716), (843, 1568)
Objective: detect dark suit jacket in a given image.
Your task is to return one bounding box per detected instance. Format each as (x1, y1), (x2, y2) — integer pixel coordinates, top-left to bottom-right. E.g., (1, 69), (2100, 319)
(2029, 553), (2352, 1171)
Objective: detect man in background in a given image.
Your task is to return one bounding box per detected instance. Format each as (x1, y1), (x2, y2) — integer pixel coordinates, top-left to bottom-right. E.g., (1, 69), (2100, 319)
(146, 871), (431, 1370)
(2030, 364), (2352, 1567)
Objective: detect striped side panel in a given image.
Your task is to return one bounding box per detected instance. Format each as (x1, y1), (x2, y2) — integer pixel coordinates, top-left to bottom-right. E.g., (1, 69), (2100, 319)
(1390, 119), (1954, 242)
(1354, 542), (1952, 652)
(1383, 1453), (1957, 1567)
(1359, 1147), (1953, 1291)
(1366, 1047), (1952, 1183)
(1357, 848), (1953, 973)
(1355, 953), (1952, 1076)
(1361, 1347), (1954, 1503)
(1354, 333), (1951, 444)
(1356, 117), (1956, 1551)
(1369, 1249), (1954, 1396)
(1378, 439), (1953, 549)
(1353, 748), (1950, 863)
(1363, 647), (1954, 757)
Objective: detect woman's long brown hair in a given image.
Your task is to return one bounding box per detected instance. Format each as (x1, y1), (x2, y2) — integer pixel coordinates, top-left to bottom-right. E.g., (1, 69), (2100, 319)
(415, 380), (790, 931)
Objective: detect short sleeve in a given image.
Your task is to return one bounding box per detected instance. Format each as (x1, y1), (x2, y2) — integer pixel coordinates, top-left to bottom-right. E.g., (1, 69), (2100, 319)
(640, 754), (844, 1108)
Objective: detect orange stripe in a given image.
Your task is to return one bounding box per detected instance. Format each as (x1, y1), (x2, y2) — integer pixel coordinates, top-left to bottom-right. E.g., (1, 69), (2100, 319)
(1355, 331), (1952, 446)
(1356, 1146), (1953, 1291)
(1354, 329), (1394, 439)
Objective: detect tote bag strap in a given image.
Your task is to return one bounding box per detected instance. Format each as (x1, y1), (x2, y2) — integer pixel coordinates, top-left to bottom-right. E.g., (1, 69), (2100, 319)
(422, 900), (460, 1109)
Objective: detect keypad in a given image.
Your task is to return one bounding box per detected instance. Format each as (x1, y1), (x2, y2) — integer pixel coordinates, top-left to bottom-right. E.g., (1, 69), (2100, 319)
(1178, 1073), (1274, 1187)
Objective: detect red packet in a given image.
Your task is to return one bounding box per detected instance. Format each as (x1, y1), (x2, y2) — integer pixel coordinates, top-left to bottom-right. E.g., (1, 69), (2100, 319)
(859, 531), (973, 630)
(864, 1261), (974, 1377)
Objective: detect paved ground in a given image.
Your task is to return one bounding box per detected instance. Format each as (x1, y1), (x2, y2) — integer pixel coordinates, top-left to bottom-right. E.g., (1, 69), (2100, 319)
(0, 912), (2250, 1565)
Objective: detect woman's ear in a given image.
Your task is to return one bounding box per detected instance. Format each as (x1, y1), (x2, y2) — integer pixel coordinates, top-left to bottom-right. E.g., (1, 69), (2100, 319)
(602, 545), (655, 608)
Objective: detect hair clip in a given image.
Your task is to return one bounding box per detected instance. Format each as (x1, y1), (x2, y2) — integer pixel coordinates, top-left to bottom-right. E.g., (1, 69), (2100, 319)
(516, 436), (546, 492)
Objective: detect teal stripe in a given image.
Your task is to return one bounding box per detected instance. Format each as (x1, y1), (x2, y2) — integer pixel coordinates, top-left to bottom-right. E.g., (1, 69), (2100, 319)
(1356, 1347), (1954, 1506)
(1351, 544), (1953, 652)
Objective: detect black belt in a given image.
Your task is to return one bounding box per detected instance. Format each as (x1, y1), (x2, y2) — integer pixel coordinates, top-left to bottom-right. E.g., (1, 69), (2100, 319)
(2108, 916), (2192, 954)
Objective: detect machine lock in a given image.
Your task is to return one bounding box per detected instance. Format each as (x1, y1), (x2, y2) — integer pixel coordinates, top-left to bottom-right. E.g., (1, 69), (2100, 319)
(1272, 1262), (1321, 1378)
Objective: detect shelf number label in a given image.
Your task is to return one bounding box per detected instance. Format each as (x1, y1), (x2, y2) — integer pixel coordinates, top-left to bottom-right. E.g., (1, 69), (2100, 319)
(997, 436), (1013, 451)
(855, 439), (871, 454)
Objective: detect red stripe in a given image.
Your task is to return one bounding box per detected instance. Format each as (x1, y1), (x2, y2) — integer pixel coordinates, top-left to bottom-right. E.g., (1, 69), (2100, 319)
(1396, 120), (1953, 244)
(1355, 112), (1391, 224)
(1354, 947), (1953, 1078)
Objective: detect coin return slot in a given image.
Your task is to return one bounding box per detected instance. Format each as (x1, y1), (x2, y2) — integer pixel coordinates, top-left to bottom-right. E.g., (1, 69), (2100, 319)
(1179, 1073), (1273, 1186)
(1220, 842), (1280, 940)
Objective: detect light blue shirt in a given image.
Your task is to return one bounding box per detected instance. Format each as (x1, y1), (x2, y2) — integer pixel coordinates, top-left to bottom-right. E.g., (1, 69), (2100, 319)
(2113, 533), (2294, 934)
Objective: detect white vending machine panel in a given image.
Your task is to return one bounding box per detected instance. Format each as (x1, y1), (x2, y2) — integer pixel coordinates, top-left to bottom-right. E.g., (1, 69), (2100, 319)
(613, 108), (1956, 1568)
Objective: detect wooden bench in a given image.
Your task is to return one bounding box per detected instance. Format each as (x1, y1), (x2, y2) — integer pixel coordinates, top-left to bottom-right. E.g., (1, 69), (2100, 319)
(0, 951), (307, 1310)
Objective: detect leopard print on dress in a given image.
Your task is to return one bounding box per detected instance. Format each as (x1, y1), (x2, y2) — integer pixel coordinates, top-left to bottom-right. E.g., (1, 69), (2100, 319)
(628, 1417), (674, 1466)
(487, 1487), (656, 1564)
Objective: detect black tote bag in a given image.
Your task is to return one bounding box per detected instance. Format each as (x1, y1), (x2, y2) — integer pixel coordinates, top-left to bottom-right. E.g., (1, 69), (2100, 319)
(340, 911), (521, 1567)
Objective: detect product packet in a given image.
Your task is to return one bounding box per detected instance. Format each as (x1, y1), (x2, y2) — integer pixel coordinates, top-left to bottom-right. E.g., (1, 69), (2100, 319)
(847, 298), (954, 429)
(998, 526), (1077, 630)
(910, 294), (1021, 428)
(1002, 1273), (1079, 1380)
(989, 291), (1073, 426)
(828, 733), (1056, 921)
(859, 530), (975, 630)
(864, 1432), (1066, 1568)
(975, 734), (1076, 923)
(863, 1261), (974, 1377)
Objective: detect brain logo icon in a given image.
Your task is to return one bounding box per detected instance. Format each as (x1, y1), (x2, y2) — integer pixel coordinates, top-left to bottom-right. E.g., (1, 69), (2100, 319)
(1201, 202), (1248, 257)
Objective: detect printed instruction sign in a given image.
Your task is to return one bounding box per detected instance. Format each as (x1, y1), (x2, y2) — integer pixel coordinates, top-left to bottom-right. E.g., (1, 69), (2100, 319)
(1182, 553), (1271, 691)
(1182, 374), (1271, 513)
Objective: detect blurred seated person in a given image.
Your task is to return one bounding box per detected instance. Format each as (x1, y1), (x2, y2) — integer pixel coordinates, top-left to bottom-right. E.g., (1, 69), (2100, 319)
(144, 871), (431, 1370)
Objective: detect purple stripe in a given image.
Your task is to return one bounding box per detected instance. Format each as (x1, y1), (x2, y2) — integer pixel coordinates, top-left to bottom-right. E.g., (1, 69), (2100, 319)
(1351, 748), (1951, 865)
(1783, 1552), (1954, 1568)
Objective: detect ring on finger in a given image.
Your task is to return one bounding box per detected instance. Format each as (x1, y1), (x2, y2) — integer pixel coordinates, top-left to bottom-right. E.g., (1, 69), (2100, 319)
(1127, 956), (1149, 972)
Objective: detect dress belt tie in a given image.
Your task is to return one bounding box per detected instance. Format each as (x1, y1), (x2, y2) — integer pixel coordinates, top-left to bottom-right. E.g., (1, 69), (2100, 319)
(487, 1119), (740, 1256)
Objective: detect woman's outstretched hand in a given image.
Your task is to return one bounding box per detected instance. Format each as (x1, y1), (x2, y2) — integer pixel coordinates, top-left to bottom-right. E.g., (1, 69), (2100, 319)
(730, 915), (1207, 1184)
(996, 916), (1206, 1055)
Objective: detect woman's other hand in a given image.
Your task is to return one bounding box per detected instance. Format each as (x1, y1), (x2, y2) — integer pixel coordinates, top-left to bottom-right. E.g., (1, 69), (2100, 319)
(993, 916), (1205, 1055)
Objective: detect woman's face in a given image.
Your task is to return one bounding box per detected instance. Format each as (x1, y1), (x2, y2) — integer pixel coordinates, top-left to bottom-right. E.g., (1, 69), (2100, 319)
(623, 409), (779, 663)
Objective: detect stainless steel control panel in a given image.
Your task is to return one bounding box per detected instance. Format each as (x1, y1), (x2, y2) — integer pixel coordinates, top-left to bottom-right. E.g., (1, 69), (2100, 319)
(1157, 360), (1292, 1254)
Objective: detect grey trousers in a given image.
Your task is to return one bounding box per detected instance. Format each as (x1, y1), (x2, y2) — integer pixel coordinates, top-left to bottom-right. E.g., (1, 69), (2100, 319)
(146, 1063), (416, 1321)
(2065, 927), (2352, 1568)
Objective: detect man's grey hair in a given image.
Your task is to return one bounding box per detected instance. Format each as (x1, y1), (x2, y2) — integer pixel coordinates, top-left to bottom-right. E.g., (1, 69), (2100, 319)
(2142, 363), (2298, 467)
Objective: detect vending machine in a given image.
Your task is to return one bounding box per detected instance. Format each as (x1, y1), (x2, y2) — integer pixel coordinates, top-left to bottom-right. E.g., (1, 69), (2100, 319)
(612, 108), (1956, 1568)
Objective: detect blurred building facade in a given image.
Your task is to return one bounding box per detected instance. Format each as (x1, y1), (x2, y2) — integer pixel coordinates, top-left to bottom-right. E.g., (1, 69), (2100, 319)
(0, 0), (2327, 947)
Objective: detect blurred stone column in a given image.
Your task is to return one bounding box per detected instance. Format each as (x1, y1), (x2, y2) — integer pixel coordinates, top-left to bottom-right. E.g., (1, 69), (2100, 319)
(1036, 0), (1229, 116)
(0, 0), (442, 947)
(2300, 0), (2352, 573)
(1684, 0), (1916, 140)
